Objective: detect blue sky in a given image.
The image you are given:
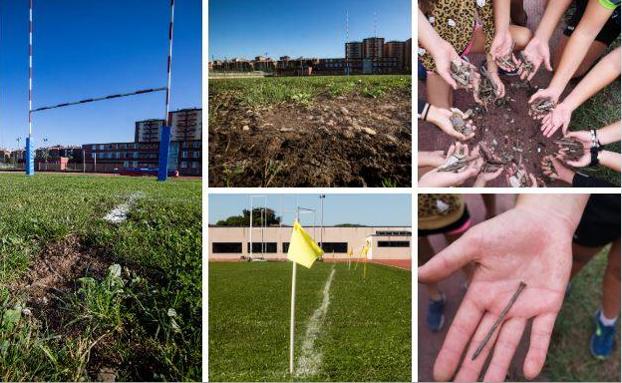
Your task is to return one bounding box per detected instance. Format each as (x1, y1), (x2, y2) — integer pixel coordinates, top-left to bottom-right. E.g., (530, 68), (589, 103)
(208, 194), (412, 227)
(208, 0), (411, 60)
(0, 0), (201, 148)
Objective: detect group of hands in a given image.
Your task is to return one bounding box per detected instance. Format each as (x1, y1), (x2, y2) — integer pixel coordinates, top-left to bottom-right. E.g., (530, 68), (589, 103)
(432, 28), (574, 138)
(419, 142), (531, 188)
(420, 195), (585, 381)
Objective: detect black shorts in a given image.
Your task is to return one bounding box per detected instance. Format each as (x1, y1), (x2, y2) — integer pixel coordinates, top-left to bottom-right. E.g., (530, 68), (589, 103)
(418, 207), (471, 237)
(573, 194), (621, 247)
(572, 172), (617, 187)
(564, 0), (621, 46)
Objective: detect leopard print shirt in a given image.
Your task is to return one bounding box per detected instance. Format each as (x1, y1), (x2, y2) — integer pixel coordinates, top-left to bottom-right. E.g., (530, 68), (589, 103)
(419, 0), (496, 72)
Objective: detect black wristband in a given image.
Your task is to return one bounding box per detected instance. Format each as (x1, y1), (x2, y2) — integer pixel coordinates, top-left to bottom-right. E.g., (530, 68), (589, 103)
(589, 146), (599, 166)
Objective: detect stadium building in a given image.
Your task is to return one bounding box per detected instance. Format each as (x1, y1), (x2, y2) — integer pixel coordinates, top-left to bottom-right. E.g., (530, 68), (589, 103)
(209, 225), (411, 266)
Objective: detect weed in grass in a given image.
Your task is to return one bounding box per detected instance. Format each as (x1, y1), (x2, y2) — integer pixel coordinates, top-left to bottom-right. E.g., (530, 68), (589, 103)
(0, 174), (201, 381)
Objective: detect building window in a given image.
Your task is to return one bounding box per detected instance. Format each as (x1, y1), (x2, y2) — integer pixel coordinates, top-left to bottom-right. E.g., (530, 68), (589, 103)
(247, 242), (277, 253)
(377, 241), (410, 248)
(192, 151), (200, 158)
(181, 161), (188, 168)
(321, 242), (348, 253)
(182, 150), (189, 158)
(212, 242), (242, 253)
(91, 145), (96, 150)
(98, 144), (104, 150)
(375, 231), (412, 237)
(191, 161), (199, 169)
(133, 152), (139, 159)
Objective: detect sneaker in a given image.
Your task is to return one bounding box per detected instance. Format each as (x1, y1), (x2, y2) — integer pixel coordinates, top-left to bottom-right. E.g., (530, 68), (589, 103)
(590, 310), (617, 359)
(426, 294), (446, 332)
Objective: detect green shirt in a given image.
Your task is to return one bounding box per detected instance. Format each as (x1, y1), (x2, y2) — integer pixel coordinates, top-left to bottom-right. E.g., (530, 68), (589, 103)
(599, 0), (621, 10)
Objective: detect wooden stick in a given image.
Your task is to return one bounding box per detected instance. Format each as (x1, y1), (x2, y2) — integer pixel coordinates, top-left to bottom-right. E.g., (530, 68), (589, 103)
(471, 281), (527, 360)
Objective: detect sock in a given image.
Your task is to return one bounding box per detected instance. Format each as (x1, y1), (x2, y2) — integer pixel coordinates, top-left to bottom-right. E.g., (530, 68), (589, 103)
(430, 292), (445, 303)
(599, 310), (618, 327)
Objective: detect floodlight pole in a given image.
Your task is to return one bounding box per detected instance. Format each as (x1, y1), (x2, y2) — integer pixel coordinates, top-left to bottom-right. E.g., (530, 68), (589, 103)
(158, 0), (175, 181)
(249, 195), (267, 260)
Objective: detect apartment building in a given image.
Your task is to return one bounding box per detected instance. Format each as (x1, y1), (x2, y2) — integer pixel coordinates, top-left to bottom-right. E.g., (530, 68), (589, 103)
(135, 119), (165, 143)
(170, 108), (202, 141)
(363, 37), (385, 59)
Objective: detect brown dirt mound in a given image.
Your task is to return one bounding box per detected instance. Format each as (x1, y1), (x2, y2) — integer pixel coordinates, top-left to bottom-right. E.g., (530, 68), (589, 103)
(16, 236), (109, 312)
(209, 90), (412, 187)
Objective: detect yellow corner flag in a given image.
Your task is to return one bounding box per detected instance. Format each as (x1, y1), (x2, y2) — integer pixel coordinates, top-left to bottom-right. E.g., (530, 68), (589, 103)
(287, 221), (324, 269)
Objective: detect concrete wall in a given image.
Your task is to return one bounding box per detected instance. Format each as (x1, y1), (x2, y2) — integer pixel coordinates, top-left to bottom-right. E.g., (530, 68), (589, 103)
(209, 226), (411, 261)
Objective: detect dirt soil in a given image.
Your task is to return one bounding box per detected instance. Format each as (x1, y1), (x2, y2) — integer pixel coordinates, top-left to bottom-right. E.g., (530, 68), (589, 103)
(209, 90), (412, 187)
(419, 64), (571, 187)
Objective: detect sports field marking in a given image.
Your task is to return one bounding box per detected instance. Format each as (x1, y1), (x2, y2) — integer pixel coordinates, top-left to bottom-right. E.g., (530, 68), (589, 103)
(295, 267), (336, 377)
(104, 192), (144, 224)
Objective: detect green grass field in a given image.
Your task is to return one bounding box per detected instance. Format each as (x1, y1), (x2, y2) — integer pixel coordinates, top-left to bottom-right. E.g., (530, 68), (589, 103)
(0, 173), (201, 381)
(545, 247), (620, 382)
(209, 262), (411, 382)
(209, 75), (411, 107)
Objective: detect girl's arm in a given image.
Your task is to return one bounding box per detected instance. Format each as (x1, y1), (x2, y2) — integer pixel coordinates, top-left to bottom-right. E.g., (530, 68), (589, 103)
(547, 0), (614, 98)
(597, 150), (622, 172)
(562, 47), (621, 111)
(533, 0), (574, 42)
(596, 121), (622, 145)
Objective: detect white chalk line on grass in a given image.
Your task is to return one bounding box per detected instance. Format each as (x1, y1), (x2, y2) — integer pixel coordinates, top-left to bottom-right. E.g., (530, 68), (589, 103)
(295, 267), (336, 377)
(103, 192), (144, 224)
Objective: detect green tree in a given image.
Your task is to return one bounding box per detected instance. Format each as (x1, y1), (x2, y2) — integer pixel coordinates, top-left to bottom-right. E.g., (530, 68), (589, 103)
(216, 208), (281, 226)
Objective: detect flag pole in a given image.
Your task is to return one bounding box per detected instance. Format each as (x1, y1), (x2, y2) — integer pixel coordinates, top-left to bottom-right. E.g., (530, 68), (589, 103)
(289, 258), (297, 374)
(289, 210), (299, 374)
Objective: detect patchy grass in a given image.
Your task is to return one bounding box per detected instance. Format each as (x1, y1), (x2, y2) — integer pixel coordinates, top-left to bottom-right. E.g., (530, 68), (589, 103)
(545, 247), (620, 382)
(0, 173), (201, 381)
(209, 262), (411, 382)
(209, 75), (411, 107)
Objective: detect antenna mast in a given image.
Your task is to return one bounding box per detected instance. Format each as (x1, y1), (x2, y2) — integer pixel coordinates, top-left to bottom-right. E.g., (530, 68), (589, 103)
(345, 10), (349, 76)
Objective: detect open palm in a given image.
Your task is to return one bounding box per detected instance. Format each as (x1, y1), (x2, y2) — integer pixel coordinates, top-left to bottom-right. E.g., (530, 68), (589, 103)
(419, 207), (574, 382)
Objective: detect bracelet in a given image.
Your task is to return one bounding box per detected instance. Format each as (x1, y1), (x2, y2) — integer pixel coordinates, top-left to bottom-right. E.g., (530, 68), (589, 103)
(589, 146), (599, 166)
(422, 103), (431, 121)
(590, 129), (602, 149)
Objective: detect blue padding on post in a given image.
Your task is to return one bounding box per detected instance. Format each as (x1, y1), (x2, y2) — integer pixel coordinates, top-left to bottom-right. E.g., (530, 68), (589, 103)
(25, 137), (35, 176)
(157, 126), (171, 181)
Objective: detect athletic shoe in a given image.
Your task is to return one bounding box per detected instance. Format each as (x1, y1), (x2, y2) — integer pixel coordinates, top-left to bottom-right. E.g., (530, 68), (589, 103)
(426, 294), (446, 332)
(590, 310), (617, 360)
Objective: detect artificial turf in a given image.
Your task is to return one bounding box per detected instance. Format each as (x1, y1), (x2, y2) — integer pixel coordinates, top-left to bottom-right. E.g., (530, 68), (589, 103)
(209, 261), (411, 382)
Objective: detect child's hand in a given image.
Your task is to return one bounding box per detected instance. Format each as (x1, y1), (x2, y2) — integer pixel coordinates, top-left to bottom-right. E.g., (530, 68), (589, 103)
(486, 60), (506, 98)
(529, 86), (562, 106)
(426, 105), (476, 141)
(541, 102), (573, 137)
(418, 150), (448, 168)
(519, 36), (552, 81)
(431, 40), (462, 89)
(563, 131), (592, 148)
(491, 29), (515, 68)
(474, 166), (504, 187)
(419, 143), (481, 187)
(558, 149), (591, 168)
